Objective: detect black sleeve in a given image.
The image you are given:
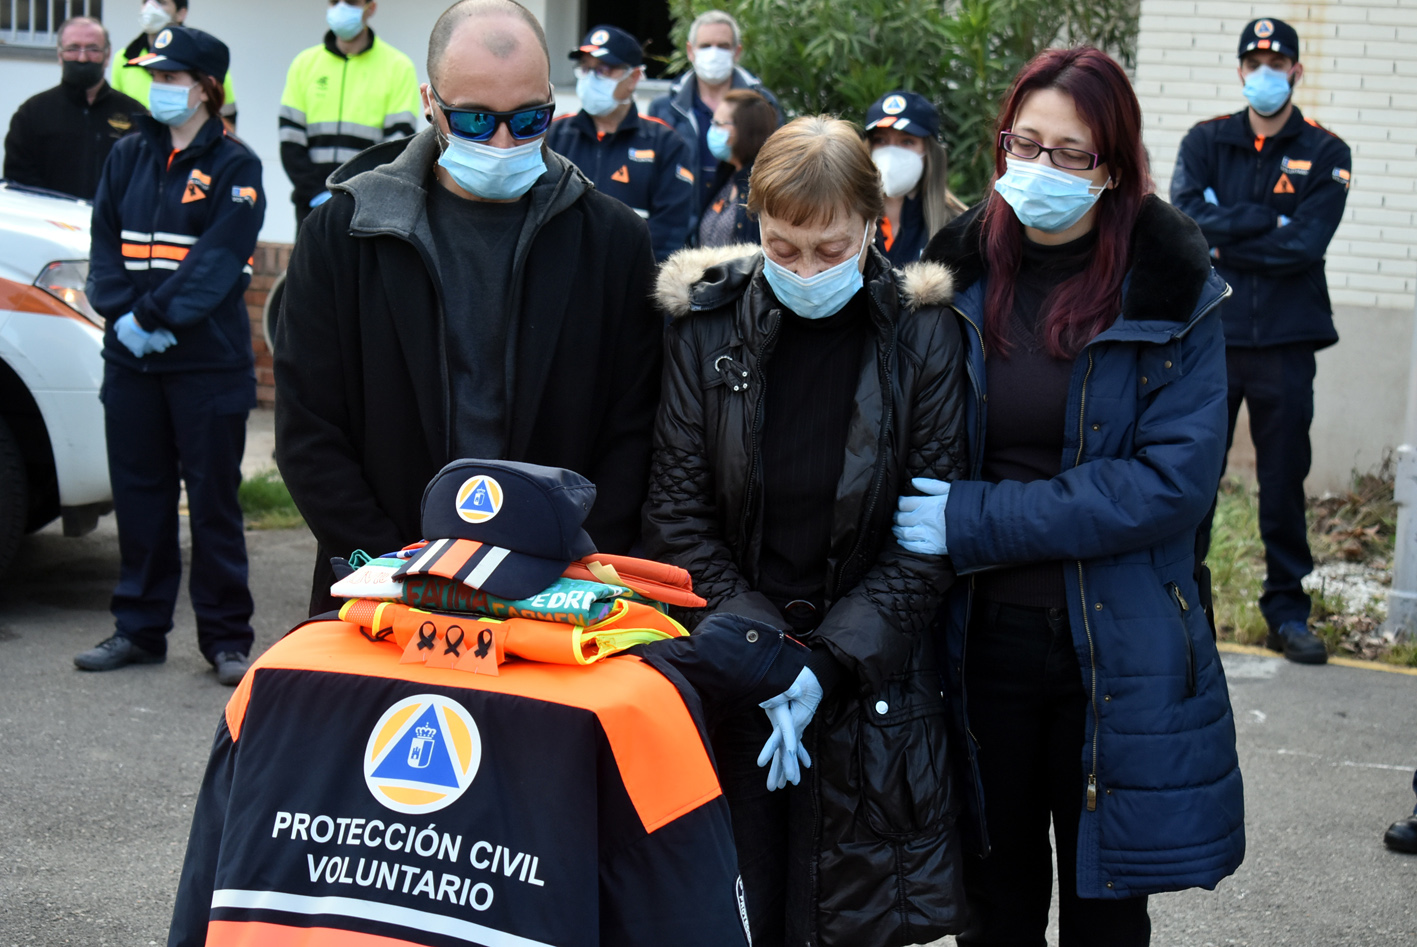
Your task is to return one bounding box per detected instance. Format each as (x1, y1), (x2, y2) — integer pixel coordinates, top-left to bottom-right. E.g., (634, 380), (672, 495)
(635, 613), (808, 719)
(1170, 125), (1277, 244)
(281, 141), (329, 206)
(579, 221), (663, 554)
(167, 719), (237, 947)
(274, 195), (408, 561)
(2, 99), (41, 187)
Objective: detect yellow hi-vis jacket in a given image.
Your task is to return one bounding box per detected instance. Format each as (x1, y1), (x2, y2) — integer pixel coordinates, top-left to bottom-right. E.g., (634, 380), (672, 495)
(278, 30), (419, 209)
(113, 33), (238, 121)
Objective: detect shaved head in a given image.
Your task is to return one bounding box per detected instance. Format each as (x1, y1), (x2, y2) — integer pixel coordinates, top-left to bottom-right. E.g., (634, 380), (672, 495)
(428, 0), (549, 84)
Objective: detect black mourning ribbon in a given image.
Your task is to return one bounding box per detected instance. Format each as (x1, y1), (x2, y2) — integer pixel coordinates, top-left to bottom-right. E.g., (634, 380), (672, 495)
(416, 622), (437, 651)
(444, 626), (465, 657)
(474, 629), (494, 659)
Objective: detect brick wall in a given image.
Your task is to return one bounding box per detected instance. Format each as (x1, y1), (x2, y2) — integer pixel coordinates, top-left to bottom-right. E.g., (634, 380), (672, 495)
(243, 242), (292, 407)
(1134, 0), (1417, 312)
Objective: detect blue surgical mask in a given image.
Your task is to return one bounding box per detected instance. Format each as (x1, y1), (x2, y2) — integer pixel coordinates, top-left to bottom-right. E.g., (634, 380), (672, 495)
(762, 225), (872, 321)
(993, 158), (1109, 233)
(1243, 65), (1293, 117)
(576, 70), (627, 117)
(327, 2), (366, 41)
(438, 132), (546, 201)
(706, 125), (733, 162)
(149, 81), (200, 127)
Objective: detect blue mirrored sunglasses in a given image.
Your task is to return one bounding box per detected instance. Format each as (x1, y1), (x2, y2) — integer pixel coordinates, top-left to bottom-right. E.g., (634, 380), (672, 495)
(429, 87), (555, 142)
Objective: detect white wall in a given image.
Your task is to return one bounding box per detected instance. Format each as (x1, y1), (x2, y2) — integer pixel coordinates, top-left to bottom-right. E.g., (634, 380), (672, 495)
(1134, 0), (1417, 491)
(0, 0), (587, 246)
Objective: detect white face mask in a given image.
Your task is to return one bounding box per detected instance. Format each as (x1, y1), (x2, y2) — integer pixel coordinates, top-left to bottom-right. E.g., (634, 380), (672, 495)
(872, 145), (925, 198)
(692, 46), (735, 85)
(139, 0), (170, 34)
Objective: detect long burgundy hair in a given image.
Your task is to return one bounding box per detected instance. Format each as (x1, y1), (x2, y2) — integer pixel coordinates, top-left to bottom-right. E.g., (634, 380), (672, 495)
(982, 47), (1152, 359)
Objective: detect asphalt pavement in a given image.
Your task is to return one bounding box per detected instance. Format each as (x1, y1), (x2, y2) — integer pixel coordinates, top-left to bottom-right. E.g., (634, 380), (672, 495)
(0, 414), (1413, 944)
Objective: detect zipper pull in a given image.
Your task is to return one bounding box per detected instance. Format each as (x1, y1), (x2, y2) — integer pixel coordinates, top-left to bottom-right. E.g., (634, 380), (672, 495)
(1175, 586), (1189, 611)
(1086, 775), (1098, 811)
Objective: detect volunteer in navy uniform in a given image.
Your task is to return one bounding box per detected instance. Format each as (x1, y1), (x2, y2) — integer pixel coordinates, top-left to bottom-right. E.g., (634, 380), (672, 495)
(1172, 17), (1351, 665)
(75, 26), (266, 686)
(864, 90), (965, 266)
(648, 9), (782, 234)
(276, 0), (660, 615)
(3, 16), (145, 201)
(546, 25), (694, 262)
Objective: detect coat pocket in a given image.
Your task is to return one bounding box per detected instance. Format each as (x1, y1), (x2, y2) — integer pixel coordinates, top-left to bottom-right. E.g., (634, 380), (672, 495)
(856, 674), (954, 838)
(1166, 581), (1196, 698)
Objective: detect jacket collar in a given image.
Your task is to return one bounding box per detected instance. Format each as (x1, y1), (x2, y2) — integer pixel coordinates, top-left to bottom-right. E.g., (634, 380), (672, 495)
(138, 112), (227, 163)
(925, 194), (1215, 329)
(60, 79), (113, 108)
(1213, 105), (1308, 147)
(323, 27), (378, 60)
(331, 126), (591, 243)
(654, 243), (955, 321)
(567, 102), (642, 140)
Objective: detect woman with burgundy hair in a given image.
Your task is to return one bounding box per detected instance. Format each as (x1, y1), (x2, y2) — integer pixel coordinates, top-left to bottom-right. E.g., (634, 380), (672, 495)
(894, 47), (1245, 943)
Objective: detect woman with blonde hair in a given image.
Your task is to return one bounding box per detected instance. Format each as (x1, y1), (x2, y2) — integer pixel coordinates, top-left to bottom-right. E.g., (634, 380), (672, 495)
(645, 116), (969, 947)
(864, 90), (966, 265)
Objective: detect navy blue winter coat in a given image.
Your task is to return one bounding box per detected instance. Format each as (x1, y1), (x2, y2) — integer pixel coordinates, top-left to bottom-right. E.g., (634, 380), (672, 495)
(922, 195), (1246, 899)
(88, 113), (265, 373)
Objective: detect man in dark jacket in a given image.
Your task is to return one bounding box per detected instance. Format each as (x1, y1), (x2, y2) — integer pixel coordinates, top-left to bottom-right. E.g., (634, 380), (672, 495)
(647, 9), (781, 234)
(1172, 18), (1352, 665)
(275, 0), (661, 615)
(3, 17), (144, 200)
(546, 25), (695, 262)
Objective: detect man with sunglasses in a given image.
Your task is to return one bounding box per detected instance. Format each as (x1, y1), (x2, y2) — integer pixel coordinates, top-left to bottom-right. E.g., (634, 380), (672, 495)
(545, 25), (694, 262)
(1172, 17), (1352, 666)
(3, 17), (145, 200)
(275, 0), (661, 615)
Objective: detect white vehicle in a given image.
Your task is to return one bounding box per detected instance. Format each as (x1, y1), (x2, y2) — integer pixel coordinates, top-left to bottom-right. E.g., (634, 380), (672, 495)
(0, 181), (110, 571)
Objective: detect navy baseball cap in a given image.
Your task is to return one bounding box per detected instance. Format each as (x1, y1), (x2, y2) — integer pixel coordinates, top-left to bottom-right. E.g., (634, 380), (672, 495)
(569, 25), (643, 68)
(127, 25), (230, 82)
(1238, 18), (1300, 62)
(395, 459), (598, 601)
(865, 91), (941, 139)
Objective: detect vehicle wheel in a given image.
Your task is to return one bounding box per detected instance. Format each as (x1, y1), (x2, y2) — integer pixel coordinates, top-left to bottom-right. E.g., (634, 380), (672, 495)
(0, 415), (29, 575)
(263, 270), (287, 357)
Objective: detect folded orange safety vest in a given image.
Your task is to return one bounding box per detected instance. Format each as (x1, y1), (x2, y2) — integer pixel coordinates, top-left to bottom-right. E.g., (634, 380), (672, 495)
(564, 553), (707, 609)
(338, 598), (687, 675)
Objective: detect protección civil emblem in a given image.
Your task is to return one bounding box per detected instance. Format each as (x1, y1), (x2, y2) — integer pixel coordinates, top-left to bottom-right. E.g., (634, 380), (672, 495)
(364, 694), (481, 814)
(455, 475), (503, 525)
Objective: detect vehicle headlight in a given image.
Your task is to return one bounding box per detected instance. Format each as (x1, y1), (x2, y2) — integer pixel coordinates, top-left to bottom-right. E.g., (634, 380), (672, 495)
(34, 260), (103, 329)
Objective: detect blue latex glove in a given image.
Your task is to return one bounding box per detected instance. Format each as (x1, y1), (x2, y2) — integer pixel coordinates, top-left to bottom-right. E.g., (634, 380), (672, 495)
(309, 190), (333, 208)
(892, 477), (950, 555)
(756, 667), (823, 791)
(114, 313), (152, 358)
(146, 327), (177, 353)
(1202, 186), (1219, 206)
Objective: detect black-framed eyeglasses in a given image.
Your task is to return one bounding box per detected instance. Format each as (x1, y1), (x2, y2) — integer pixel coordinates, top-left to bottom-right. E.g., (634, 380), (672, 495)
(429, 87), (555, 143)
(999, 131), (1104, 171)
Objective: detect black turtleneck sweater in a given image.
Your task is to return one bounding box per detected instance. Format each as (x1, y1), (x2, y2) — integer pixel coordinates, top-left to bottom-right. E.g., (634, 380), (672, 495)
(976, 231), (1097, 608)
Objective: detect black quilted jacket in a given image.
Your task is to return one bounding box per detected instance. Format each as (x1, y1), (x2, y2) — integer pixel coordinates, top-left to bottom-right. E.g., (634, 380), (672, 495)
(643, 242), (969, 947)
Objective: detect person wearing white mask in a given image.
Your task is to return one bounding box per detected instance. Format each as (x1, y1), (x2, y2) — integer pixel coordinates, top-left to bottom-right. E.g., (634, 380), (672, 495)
(647, 116), (969, 947)
(545, 25), (694, 261)
(112, 0), (238, 132)
(275, 0), (661, 616)
(863, 90), (967, 266)
(649, 9), (782, 235)
(278, 0), (419, 230)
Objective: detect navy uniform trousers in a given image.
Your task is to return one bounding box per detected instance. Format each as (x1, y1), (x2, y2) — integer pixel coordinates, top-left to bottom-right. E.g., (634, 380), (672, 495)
(102, 362), (256, 660)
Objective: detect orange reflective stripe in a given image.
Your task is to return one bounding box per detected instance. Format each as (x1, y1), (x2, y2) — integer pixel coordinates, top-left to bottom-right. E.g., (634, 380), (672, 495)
(121, 243), (151, 259)
(881, 216), (896, 252)
(151, 244), (189, 261)
(206, 920), (426, 947)
(430, 538), (482, 580)
(226, 620), (721, 832)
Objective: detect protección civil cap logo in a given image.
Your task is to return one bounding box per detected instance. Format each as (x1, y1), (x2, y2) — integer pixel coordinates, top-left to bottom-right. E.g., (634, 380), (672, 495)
(364, 694), (482, 814)
(1254, 19), (1274, 38)
(455, 475), (503, 525)
(590, 28), (610, 45)
(154, 28), (173, 48)
(882, 94), (907, 115)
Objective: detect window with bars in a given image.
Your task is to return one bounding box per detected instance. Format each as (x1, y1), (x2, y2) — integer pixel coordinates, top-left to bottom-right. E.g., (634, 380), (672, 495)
(1, 0), (104, 48)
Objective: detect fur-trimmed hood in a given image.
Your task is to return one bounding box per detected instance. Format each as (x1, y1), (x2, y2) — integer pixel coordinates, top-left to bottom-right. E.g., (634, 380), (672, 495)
(654, 243), (955, 320)
(923, 194), (1214, 324)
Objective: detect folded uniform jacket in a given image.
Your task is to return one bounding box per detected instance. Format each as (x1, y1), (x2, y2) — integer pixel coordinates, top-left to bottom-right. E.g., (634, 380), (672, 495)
(564, 553), (707, 608)
(338, 597), (687, 671)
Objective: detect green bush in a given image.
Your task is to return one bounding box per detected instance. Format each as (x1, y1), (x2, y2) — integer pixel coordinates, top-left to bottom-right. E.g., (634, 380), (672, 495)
(238, 469), (306, 531)
(665, 0), (1139, 202)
